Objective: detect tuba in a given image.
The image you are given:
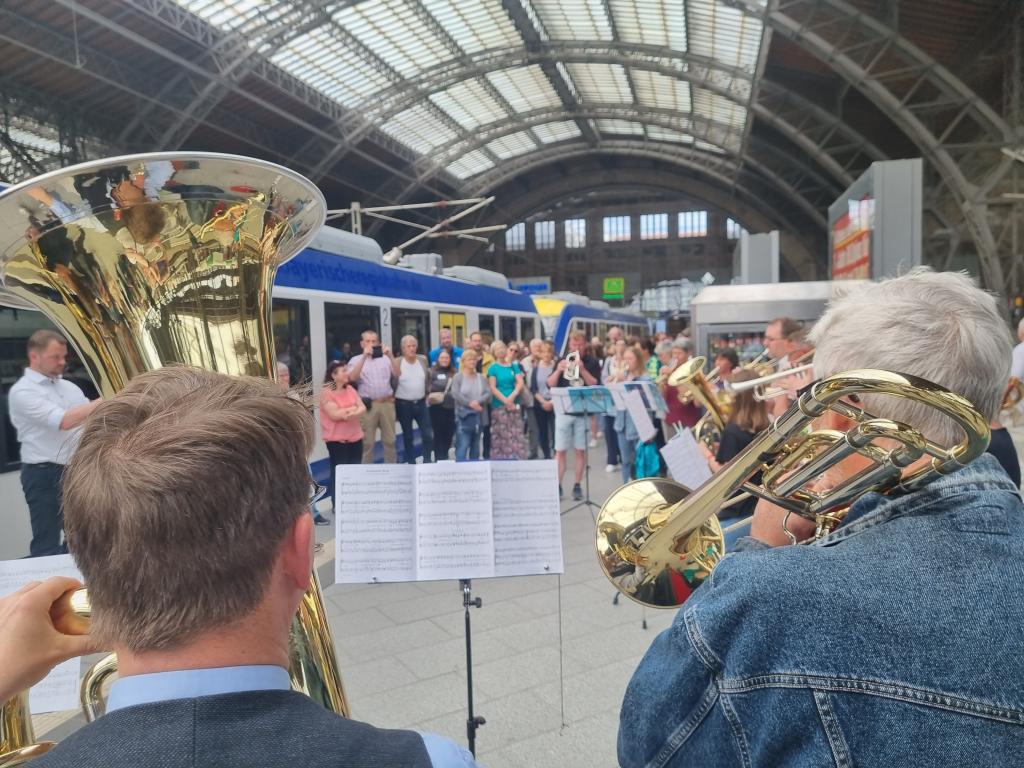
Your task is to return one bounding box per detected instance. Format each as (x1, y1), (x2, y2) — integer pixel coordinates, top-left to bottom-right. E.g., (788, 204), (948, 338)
(0, 153), (348, 765)
(597, 368), (990, 609)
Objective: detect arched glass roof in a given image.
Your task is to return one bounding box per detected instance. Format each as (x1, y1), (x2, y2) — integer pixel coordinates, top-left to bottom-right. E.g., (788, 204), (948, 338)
(178, 0), (767, 180)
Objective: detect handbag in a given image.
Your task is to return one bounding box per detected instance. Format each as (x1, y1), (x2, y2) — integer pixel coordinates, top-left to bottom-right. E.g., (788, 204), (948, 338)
(516, 363), (534, 408)
(459, 409), (481, 433)
(427, 374), (452, 406)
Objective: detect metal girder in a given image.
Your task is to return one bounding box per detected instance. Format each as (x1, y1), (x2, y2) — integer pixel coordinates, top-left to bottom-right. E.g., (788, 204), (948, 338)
(462, 139), (828, 230)
(724, 0), (1017, 293)
(415, 105), (748, 182)
(38, 0), (457, 199)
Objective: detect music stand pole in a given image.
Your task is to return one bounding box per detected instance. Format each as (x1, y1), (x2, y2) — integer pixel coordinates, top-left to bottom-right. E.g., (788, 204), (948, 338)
(460, 579), (485, 756)
(563, 406), (603, 521)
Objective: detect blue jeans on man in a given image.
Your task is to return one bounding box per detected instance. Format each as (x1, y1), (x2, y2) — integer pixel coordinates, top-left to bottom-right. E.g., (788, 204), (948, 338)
(395, 398), (433, 464)
(20, 462), (67, 557)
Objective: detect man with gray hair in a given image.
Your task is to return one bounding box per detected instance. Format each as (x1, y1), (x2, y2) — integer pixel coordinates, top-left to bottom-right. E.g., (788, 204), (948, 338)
(619, 269), (1024, 767)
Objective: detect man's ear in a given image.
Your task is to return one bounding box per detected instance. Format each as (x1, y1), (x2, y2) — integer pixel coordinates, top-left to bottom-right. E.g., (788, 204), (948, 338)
(281, 513), (314, 592)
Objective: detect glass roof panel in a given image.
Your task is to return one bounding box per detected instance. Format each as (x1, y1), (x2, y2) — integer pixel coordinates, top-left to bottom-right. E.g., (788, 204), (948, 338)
(485, 66), (563, 112)
(421, 0), (523, 53)
(334, 0), (455, 79)
(533, 121), (583, 144)
(177, 0), (264, 31)
(565, 63), (632, 103)
(597, 119), (645, 136)
(487, 131), (541, 159)
(695, 139), (726, 154)
(447, 150), (496, 178)
(688, 0), (765, 71)
(646, 126), (695, 144)
(609, 0), (687, 50)
(531, 0), (613, 41)
(631, 70), (691, 113)
(430, 79), (510, 130)
(692, 88), (746, 129)
(272, 27), (394, 107)
(381, 103), (461, 154)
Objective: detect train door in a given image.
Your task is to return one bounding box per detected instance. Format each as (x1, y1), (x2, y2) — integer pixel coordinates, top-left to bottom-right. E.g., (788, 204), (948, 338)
(324, 301), (380, 362)
(478, 313), (496, 343)
(499, 315), (517, 343)
(520, 317), (536, 342)
(439, 311), (467, 347)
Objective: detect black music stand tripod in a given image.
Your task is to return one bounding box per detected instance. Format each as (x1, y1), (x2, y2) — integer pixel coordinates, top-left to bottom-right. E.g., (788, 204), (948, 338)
(561, 388), (610, 521)
(459, 579), (486, 756)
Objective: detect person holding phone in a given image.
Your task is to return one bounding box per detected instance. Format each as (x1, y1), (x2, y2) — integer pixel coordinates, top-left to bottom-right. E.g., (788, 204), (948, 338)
(347, 330), (397, 463)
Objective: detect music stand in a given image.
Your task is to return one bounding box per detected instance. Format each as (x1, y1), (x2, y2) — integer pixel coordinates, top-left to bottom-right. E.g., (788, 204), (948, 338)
(560, 386), (614, 520)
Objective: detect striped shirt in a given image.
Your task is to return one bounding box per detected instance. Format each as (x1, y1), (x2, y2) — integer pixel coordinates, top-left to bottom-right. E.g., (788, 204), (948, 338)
(348, 353), (394, 399)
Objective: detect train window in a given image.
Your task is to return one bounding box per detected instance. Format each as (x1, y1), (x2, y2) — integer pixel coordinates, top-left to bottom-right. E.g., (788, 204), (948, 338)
(272, 299), (312, 384)
(392, 308), (430, 354)
(0, 307), (97, 472)
(325, 302), (379, 364)
(520, 318), (536, 342)
(477, 314), (495, 342)
(499, 315), (517, 343)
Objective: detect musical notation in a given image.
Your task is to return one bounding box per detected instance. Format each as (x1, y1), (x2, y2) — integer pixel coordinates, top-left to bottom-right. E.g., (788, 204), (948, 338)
(333, 461), (564, 585)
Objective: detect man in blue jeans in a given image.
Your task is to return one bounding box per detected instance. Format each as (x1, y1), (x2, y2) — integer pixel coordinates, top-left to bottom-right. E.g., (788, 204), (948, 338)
(619, 269), (1024, 767)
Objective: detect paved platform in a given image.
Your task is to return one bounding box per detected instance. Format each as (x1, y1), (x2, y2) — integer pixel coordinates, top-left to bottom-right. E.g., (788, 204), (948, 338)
(34, 425), (1024, 767)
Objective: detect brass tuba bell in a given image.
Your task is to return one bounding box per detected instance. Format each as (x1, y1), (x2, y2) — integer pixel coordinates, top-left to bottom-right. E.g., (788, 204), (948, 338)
(0, 153), (348, 764)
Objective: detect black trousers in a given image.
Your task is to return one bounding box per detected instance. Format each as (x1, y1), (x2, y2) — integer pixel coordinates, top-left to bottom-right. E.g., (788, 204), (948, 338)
(20, 462), (67, 557)
(533, 405), (555, 459)
(326, 440), (362, 506)
(430, 405), (455, 460)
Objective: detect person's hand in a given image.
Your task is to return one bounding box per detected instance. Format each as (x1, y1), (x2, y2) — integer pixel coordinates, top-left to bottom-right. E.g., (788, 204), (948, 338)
(505, 402), (517, 412)
(541, 399), (553, 412)
(776, 368), (814, 399)
(748, 497), (816, 546)
(699, 443), (714, 463)
(382, 345), (393, 358)
(469, 400), (482, 412)
(557, 360), (568, 373)
(0, 577), (103, 703)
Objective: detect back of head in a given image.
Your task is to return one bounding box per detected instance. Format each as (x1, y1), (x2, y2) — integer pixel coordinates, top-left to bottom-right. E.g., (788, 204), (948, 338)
(810, 268), (1009, 444)
(63, 366), (315, 651)
(728, 369), (769, 433)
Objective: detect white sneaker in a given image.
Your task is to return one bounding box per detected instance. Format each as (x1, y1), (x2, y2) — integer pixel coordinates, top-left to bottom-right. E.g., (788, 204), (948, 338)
(589, 438), (598, 448)
(596, 431), (604, 440)
(605, 464), (617, 473)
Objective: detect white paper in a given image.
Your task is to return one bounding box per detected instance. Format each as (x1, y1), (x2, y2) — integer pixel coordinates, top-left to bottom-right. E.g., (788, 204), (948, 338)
(491, 460), (564, 577)
(623, 389), (657, 443)
(549, 387), (570, 415)
(335, 464), (417, 583)
(661, 431), (713, 491)
(415, 462), (495, 580)
(0, 555), (83, 714)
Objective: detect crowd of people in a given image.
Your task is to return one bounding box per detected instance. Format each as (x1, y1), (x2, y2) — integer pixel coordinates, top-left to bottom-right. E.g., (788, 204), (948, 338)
(5, 268), (1024, 768)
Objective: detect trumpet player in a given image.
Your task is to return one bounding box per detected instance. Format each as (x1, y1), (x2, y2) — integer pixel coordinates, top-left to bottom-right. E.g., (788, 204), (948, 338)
(619, 269), (1023, 768)
(26, 367), (476, 768)
(662, 339), (701, 432)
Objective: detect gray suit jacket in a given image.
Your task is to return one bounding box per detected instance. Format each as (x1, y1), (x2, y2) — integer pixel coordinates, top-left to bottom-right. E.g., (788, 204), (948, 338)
(33, 690), (432, 768)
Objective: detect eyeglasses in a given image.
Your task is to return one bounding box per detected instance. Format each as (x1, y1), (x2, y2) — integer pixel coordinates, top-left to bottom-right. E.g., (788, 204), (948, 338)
(309, 481), (328, 508)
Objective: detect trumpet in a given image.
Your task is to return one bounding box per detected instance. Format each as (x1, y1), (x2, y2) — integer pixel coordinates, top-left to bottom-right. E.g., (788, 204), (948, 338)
(596, 368), (990, 609)
(730, 363), (816, 401)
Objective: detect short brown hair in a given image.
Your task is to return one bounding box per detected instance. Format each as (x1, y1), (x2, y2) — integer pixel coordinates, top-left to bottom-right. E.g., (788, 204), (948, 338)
(63, 366), (315, 651)
(771, 317), (805, 343)
(27, 329), (66, 353)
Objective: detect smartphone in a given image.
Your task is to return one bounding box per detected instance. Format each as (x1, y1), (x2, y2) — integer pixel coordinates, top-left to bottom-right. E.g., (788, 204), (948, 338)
(372, 345), (383, 359)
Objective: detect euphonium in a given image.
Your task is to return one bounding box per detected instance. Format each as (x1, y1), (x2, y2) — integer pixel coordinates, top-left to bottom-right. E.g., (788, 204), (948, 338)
(666, 356), (729, 447)
(0, 153), (348, 764)
(596, 368), (990, 609)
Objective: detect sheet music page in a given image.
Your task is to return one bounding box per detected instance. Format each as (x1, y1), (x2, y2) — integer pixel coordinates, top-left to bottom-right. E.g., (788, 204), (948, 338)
(623, 388), (658, 442)
(549, 386), (570, 415)
(661, 430), (713, 490)
(491, 460), (564, 577)
(643, 380), (669, 417)
(335, 464), (417, 584)
(0, 555), (83, 714)
(415, 462), (495, 581)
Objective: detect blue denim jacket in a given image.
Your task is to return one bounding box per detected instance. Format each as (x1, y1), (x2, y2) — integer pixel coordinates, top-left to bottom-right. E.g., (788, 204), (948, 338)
(619, 454), (1024, 767)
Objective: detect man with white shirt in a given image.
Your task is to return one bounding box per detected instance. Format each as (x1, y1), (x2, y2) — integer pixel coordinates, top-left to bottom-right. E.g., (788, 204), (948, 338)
(8, 330), (101, 557)
(28, 365), (475, 768)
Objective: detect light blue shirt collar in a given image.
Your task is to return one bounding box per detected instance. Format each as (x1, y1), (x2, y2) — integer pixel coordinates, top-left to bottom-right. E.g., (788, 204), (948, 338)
(106, 665), (290, 712)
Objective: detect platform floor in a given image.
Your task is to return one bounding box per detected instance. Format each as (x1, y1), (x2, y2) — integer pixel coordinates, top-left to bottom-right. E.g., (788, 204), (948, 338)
(34, 426), (1024, 767)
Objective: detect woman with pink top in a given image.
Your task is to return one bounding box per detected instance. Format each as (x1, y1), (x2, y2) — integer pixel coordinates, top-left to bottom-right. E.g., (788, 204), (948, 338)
(320, 360), (365, 514)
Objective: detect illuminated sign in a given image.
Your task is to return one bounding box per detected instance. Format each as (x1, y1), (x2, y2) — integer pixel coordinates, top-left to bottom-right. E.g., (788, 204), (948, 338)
(602, 276), (625, 299)
(831, 196), (875, 280)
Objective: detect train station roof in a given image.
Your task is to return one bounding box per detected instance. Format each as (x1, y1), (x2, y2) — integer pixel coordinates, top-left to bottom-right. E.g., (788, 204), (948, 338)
(0, 0), (1020, 290)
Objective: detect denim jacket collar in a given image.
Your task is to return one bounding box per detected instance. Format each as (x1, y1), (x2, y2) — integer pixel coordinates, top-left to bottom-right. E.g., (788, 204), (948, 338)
(814, 453), (1020, 547)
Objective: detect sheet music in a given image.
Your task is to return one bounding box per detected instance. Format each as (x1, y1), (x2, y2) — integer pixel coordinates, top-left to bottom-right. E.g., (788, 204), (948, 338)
(661, 430), (713, 490)
(491, 460), (564, 577)
(623, 389), (657, 443)
(0, 555), (83, 714)
(335, 464), (417, 583)
(642, 380), (669, 417)
(549, 387), (570, 415)
(415, 462), (495, 580)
